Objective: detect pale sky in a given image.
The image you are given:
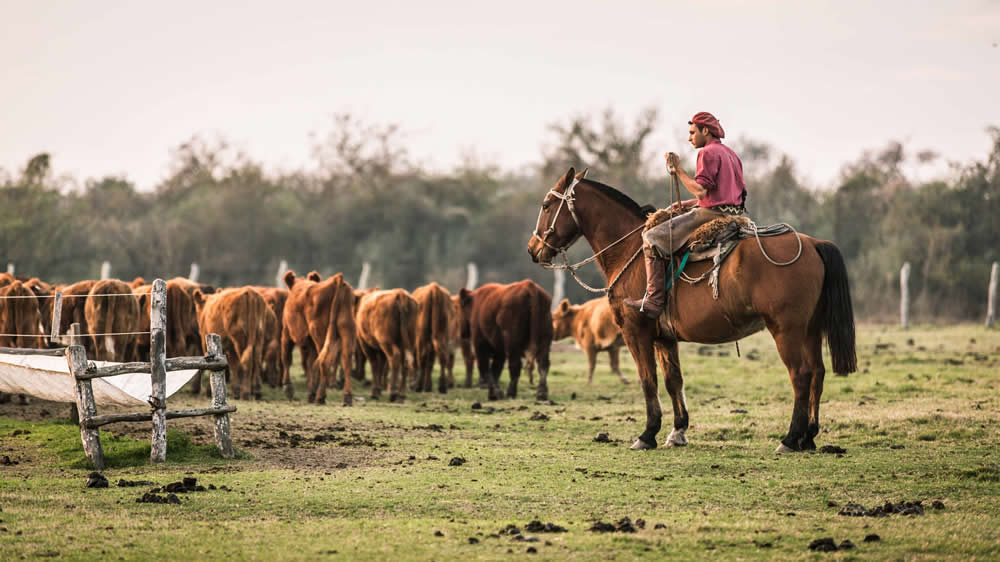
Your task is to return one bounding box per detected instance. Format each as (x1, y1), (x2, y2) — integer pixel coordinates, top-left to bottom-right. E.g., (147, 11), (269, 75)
(2, 0), (998, 190)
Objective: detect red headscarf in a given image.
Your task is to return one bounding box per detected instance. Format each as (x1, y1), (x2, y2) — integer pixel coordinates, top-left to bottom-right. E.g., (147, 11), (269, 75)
(689, 112), (725, 139)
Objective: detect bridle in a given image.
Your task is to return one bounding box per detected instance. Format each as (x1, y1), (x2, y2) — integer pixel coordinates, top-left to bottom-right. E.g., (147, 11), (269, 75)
(530, 178), (644, 294)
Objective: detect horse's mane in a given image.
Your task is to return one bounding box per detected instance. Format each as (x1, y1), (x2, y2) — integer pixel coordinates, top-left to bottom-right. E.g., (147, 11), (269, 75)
(580, 178), (656, 218)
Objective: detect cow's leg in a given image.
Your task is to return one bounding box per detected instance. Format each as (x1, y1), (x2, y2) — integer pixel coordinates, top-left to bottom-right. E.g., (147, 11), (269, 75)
(609, 345), (628, 384)
(585, 345), (598, 385)
(437, 346), (449, 394)
(623, 325), (661, 450)
(387, 344), (406, 403)
(488, 351), (506, 401)
(535, 350), (551, 401)
(369, 349), (387, 400)
(475, 343), (499, 401)
(655, 339), (689, 447)
(300, 341), (319, 403)
(506, 352), (522, 399)
(339, 337), (354, 406)
(461, 339), (476, 388)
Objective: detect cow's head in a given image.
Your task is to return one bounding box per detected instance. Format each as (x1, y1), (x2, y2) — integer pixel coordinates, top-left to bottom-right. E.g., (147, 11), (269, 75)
(551, 298), (577, 341)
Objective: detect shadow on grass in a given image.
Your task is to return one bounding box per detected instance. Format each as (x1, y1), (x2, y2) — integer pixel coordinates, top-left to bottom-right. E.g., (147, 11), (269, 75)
(1, 416), (250, 469)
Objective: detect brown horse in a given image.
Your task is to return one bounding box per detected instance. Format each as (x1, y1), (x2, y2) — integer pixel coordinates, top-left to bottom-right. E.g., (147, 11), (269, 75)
(527, 168), (856, 452)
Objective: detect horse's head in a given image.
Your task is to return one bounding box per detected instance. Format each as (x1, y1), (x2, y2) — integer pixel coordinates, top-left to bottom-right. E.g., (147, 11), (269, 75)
(527, 167), (588, 264)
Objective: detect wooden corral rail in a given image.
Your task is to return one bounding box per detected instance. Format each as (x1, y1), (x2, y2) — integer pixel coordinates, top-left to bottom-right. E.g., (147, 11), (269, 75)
(66, 278), (236, 469)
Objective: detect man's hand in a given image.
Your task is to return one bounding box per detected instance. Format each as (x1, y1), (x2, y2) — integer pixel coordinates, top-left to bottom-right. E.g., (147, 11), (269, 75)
(664, 152), (681, 175)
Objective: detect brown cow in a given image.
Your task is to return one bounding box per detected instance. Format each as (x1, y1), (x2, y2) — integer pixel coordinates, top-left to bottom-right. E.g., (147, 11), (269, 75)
(85, 279), (140, 362)
(58, 280), (97, 351)
(355, 289), (417, 402)
(168, 277), (216, 395)
(552, 297), (629, 385)
(0, 280), (43, 349)
(193, 287), (268, 400)
(281, 271), (357, 405)
(412, 282), (453, 394)
(252, 287), (288, 389)
(131, 283), (153, 361)
(445, 294), (476, 388)
(458, 280), (553, 401)
(23, 278), (54, 340)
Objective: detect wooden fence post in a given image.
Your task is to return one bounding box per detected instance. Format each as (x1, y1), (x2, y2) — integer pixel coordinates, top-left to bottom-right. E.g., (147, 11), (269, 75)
(68, 323), (80, 425)
(988, 262), (998, 328)
(188, 263), (200, 283)
(100, 261), (111, 280)
(49, 291), (63, 344)
(67, 345), (104, 469)
(552, 270), (565, 311)
(465, 262), (478, 290)
(357, 262), (371, 290)
(5, 263), (13, 275)
(900, 262), (911, 330)
(276, 259), (288, 289)
(149, 279), (167, 463)
(206, 333), (234, 458)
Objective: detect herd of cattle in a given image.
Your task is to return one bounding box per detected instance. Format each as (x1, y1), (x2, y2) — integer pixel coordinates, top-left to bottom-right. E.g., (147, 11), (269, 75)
(0, 270), (630, 405)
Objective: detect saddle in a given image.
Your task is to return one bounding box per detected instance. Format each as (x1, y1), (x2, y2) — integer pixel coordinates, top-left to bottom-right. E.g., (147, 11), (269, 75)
(643, 208), (795, 298)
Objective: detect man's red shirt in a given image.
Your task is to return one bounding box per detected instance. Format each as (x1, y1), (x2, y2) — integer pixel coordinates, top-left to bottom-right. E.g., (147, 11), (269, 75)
(695, 139), (746, 208)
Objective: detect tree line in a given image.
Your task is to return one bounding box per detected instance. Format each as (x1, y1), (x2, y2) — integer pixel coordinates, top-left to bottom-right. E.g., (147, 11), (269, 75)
(2, 110), (997, 322)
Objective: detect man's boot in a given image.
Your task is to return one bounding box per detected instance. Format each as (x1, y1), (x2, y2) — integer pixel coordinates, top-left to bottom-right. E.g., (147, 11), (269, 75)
(624, 248), (666, 319)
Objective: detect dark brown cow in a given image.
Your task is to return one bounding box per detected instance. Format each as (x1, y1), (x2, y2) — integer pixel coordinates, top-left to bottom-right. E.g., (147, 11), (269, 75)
(167, 277), (216, 395)
(193, 287), (268, 400)
(412, 282), (452, 394)
(355, 289), (417, 402)
(0, 280), (43, 349)
(85, 279), (140, 362)
(252, 287), (288, 389)
(281, 271), (357, 405)
(552, 297), (629, 385)
(458, 280), (553, 401)
(131, 283), (153, 361)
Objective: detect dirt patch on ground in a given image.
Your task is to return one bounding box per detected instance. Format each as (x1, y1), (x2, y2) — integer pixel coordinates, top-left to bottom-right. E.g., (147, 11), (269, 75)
(0, 398), (404, 473)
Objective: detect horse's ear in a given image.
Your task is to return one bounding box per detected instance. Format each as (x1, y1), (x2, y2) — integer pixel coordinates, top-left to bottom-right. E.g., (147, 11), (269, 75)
(561, 167), (576, 187)
(574, 168), (589, 180)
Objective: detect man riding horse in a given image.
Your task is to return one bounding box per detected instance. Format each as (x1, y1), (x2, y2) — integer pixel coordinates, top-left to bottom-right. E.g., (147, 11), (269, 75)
(624, 112), (748, 318)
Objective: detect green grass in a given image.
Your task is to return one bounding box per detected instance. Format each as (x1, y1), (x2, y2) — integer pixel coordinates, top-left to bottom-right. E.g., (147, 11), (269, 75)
(1, 324), (999, 560)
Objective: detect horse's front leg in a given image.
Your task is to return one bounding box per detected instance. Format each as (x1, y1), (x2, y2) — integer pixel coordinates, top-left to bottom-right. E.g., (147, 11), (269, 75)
(622, 324), (661, 450)
(655, 339), (689, 447)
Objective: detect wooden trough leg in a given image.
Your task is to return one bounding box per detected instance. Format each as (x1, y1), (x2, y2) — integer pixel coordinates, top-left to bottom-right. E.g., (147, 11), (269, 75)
(207, 333), (234, 458)
(66, 345), (104, 470)
(150, 279), (168, 464)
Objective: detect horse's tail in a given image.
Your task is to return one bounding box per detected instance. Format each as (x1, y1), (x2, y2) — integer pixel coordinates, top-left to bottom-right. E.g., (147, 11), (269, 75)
(813, 241), (857, 374)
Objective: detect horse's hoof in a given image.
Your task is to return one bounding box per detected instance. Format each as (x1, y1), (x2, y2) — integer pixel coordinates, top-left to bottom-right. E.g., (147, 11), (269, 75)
(775, 443), (797, 453)
(664, 429), (688, 447)
(630, 438), (656, 450)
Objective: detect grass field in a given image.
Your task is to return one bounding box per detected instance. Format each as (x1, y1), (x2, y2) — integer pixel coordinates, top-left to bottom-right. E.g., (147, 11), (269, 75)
(1, 324), (998, 560)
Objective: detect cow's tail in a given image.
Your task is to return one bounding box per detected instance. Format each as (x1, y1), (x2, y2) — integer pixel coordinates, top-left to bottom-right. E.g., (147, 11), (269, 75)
(431, 285), (449, 358)
(397, 292), (417, 370)
(813, 241), (857, 375)
(103, 289), (118, 359)
(238, 289), (265, 396)
(527, 284), (553, 362)
(318, 275), (352, 375)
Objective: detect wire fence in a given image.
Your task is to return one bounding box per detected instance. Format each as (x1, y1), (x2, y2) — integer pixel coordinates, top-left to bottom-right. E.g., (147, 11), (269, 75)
(0, 292), (141, 299)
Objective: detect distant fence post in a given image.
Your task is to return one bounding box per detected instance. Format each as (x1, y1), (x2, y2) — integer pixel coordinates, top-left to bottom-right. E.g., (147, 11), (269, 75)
(358, 262), (371, 290)
(552, 270), (565, 311)
(188, 263), (200, 283)
(900, 262), (911, 329)
(5, 263), (13, 275)
(276, 259), (288, 289)
(988, 262), (998, 328)
(49, 291), (63, 344)
(149, 279), (167, 463)
(100, 261), (111, 280)
(465, 263), (478, 290)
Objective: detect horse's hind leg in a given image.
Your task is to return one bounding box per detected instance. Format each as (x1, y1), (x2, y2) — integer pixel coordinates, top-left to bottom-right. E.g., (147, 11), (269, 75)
(771, 326), (813, 453)
(656, 339), (689, 447)
(801, 329), (826, 451)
